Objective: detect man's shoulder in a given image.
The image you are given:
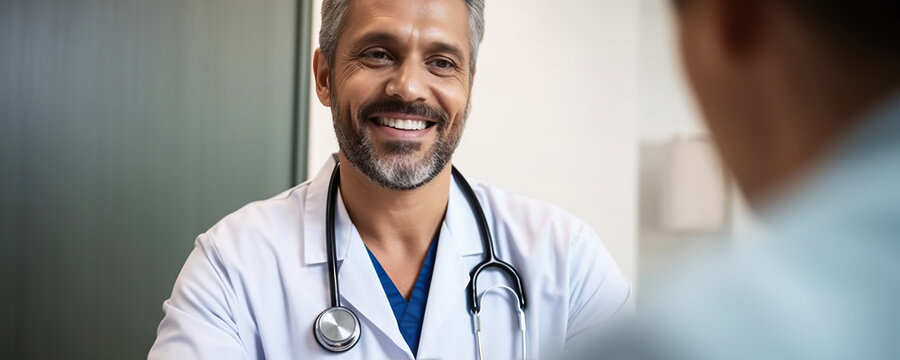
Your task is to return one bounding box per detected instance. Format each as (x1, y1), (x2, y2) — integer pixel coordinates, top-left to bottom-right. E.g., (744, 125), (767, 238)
(199, 182), (311, 258)
(470, 180), (588, 227)
(467, 180), (595, 248)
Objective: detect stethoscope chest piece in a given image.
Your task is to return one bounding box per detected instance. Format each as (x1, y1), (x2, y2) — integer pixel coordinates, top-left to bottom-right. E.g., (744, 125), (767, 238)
(314, 306), (361, 352)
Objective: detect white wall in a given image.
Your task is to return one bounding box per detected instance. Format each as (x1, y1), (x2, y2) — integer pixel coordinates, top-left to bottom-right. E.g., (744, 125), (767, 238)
(638, 0), (703, 140)
(306, 0), (641, 282)
(637, 0), (715, 284)
(636, 0), (759, 283)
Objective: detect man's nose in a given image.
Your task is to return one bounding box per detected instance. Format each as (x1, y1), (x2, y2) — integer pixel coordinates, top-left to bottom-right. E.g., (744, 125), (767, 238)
(385, 60), (428, 103)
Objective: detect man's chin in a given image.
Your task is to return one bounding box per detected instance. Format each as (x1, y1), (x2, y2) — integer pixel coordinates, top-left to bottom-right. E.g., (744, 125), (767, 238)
(372, 154), (428, 173)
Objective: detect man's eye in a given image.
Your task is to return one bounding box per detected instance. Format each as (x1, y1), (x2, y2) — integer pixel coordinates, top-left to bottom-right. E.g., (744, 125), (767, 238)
(366, 50), (391, 60)
(427, 58), (458, 75)
(431, 59), (453, 68)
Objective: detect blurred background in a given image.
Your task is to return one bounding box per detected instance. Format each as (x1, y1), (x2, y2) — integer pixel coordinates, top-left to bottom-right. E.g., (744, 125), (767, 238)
(0, 0), (751, 358)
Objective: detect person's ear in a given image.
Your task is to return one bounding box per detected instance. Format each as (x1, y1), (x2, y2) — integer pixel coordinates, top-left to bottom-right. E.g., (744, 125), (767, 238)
(313, 48), (332, 107)
(715, 0), (766, 61)
(467, 67), (476, 113)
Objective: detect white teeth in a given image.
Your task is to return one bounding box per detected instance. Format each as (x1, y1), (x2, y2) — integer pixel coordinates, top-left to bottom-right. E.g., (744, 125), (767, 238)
(376, 117), (427, 131)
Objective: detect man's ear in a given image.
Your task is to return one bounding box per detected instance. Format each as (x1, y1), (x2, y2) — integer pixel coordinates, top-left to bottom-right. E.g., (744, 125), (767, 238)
(716, 0), (766, 61)
(467, 67), (476, 112)
(313, 48), (332, 107)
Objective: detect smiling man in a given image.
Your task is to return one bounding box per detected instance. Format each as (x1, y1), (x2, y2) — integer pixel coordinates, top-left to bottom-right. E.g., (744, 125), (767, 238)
(148, 0), (631, 359)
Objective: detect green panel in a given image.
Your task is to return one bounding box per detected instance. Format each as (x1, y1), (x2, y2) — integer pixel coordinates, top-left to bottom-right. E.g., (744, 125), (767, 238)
(292, 0), (313, 185)
(0, 0), (306, 358)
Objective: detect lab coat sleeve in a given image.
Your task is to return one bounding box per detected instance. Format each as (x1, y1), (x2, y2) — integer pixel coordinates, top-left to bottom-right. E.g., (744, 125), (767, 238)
(148, 234), (248, 360)
(565, 224), (634, 342)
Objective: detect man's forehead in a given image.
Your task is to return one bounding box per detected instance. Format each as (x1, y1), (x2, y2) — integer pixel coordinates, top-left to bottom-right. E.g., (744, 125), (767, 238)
(341, 0), (470, 50)
(360, 0), (464, 14)
(350, 0), (468, 20)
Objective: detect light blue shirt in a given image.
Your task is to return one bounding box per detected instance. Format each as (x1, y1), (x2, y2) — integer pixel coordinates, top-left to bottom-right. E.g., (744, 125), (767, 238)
(572, 92), (900, 360)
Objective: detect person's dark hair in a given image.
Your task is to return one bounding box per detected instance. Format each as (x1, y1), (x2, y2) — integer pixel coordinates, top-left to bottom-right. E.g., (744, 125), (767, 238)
(672, 0), (900, 63)
(784, 0), (900, 63)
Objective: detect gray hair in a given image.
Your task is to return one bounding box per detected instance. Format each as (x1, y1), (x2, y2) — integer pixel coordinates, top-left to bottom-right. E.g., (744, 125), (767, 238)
(319, 0), (486, 72)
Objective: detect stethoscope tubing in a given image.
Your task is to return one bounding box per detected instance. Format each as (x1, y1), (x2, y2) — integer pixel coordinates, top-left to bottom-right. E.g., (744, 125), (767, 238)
(325, 163), (342, 308)
(451, 166), (527, 314)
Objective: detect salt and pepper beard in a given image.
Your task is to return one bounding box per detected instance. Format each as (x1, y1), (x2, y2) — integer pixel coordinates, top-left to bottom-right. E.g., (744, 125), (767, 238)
(331, 97), (468, 191)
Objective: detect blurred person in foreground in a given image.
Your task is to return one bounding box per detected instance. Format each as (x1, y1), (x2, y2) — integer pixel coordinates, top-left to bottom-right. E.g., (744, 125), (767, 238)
(568, 0), (900, 359)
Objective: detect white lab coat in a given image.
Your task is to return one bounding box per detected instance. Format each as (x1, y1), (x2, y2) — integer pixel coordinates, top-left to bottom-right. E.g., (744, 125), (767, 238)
(149, 155), (632, 360)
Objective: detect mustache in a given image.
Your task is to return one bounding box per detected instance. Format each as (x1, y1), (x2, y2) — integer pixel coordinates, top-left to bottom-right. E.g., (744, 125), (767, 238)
(357, 100), (449, 125)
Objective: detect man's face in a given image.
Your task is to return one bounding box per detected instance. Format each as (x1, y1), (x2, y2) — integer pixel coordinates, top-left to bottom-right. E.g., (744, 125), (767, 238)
(317, 0), (473, 190)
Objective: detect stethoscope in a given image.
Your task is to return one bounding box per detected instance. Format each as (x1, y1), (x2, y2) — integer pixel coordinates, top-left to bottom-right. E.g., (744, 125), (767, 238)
(314, 162), (528, 359)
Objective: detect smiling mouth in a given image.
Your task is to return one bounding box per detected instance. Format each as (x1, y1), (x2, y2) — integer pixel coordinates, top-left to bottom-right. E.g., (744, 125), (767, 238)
(370, 117), (438, 131)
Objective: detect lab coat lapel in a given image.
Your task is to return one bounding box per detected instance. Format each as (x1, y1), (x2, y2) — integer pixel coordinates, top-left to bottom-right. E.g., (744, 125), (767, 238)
(416, 176), (485, 358)
(303, 155), (410, 356)
(334, 194), (412, 357)
(303, 154), (339, 265)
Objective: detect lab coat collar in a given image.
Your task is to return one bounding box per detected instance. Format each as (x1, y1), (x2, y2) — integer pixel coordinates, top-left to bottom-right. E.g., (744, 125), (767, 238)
(444, 169), (487, 257)
(415, 216), (480, 358)
(302, 155), (485, 265)
(303, 154), (353, 265)
(337, 221), (413, 355)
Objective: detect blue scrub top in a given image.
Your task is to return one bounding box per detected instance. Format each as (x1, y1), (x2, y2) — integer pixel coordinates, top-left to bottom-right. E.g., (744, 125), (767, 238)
(366, 237), (439, 357)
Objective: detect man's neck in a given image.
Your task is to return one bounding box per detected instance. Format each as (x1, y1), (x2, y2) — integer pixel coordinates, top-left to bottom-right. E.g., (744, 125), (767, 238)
(748, 52), (900, 207)
(336, 153), (451, 257)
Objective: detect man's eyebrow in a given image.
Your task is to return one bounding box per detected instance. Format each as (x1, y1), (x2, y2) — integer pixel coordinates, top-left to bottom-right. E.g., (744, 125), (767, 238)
(427, 42), (466, 64)
(350, 32), (400, 50)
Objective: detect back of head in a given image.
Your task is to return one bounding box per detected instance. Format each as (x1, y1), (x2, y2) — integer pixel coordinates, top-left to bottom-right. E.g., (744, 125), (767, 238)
(672, 0), (900, 205)
(784, 0), (900, 66)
